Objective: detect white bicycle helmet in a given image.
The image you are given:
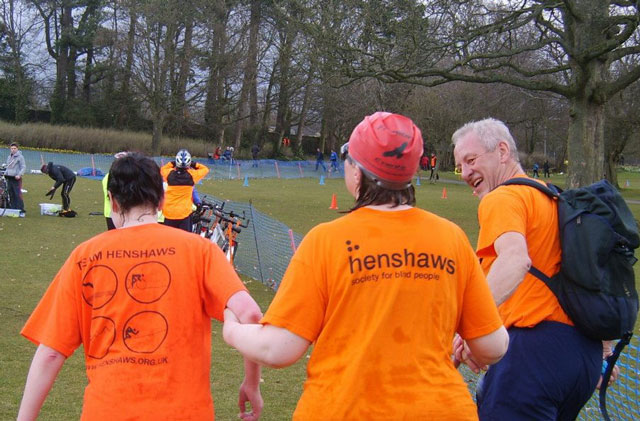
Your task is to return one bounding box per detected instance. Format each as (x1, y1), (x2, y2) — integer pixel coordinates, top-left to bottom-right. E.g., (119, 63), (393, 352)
(175, 149), (192, 168)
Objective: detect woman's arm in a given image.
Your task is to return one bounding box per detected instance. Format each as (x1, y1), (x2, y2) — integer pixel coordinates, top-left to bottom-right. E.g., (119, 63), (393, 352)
(223, 308), (311, 369)
(225, 291), (265, 420)
(17, 344), (66, 421)
(453, 326), (509, 374)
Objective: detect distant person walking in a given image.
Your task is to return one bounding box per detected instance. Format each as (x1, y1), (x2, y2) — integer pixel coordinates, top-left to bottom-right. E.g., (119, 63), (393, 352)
(42, 162), (76, 212)
(329, 149), (339, 172)
(4, 142), (26, 215)
(315, 148), (327, 172)
(532, 162), (540, 178)
(543, 161), (550, 178)
(420, 154), (429, 171)
(251, 144), (260, 168)
(429, 152), (439, 183)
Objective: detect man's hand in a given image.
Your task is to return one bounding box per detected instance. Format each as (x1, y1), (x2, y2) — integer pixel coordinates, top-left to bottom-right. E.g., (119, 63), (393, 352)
(597, 364), (620, 390)
(45, 188), (56, 199)
(597, 341), (620, 390)
(190, 161), (198, 169)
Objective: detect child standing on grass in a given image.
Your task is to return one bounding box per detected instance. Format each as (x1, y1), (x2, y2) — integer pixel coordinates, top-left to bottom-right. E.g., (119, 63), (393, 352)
(18, 153), (263, 421)
(223, 112), (508, 420)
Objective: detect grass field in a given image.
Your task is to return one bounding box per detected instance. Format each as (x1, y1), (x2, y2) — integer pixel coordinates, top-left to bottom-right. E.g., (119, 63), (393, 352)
(2, 169), (640, 420)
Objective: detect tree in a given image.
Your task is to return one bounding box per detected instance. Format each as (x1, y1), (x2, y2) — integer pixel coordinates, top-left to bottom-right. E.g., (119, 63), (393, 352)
(131, 0), (181, 153)
(0, 0), (36, 122)
(604, 78), (640, 187)
(326, 0), (640, 188)
(30, 0), (106, 124)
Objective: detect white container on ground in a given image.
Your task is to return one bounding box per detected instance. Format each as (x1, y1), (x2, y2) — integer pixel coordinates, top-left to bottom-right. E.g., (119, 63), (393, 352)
(40, 203), (62, 216)
(0, 208), (23, 217)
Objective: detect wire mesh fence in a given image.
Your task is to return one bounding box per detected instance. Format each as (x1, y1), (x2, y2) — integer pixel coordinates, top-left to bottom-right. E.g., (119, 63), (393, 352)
(197, 193), (302, 291)
(10, 149), (343, 181)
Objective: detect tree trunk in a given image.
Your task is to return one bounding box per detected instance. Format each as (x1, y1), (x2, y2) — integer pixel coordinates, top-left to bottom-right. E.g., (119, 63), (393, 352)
(566, 96), (605, 188)
(247, 0), (260, 126)
(273, 31), (294, 157)
(117, 6), (137, 128)
(83, 47), (94, 103)
(295, 70), (314, 158)
(151, 112), (165, 155)
(233, 0), (261, 150)
(257, 64), (276, 148)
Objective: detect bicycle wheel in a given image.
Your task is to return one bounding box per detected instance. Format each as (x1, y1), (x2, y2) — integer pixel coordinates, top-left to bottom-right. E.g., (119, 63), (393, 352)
(0, 179), (8, 217)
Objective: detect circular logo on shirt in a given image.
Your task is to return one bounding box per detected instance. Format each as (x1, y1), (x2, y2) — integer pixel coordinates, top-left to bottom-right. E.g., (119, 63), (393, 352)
(82, 265), (118, 309)
(87, 316), (116, 359)
(124, 261), (171, 304)
(123, 311), (168, 353)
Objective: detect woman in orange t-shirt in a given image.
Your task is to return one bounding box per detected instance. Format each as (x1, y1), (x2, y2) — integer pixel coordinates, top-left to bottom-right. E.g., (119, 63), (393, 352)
(223, 112), (508, 420)
(18, 153), (263, 421)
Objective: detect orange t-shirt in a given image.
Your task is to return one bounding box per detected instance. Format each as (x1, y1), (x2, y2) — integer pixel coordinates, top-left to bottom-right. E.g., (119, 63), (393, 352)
(22, 223), (246, 420)
(160, 162), (210, 219)
(262, 207), (503, 420)
(476, 175), (571, 328)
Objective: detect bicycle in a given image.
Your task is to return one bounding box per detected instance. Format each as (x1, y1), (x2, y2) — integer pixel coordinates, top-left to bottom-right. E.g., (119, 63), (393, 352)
(0, 164), (10, 217)
(219, 210), (250, 263)
(191, 199), (250, 263)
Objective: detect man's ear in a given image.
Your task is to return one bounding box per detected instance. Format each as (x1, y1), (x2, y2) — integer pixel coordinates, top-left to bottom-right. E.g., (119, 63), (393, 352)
(497, 141), (511, 163)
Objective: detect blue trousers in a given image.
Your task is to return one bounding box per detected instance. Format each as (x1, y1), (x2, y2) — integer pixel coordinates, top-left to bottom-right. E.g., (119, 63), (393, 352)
(477, 321), (601, 421)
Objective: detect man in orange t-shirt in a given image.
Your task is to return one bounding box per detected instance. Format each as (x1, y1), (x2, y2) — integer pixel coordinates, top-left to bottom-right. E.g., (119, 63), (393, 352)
(18, 153), (262, 420)
(223, 112), (508, 420)
(429, 152), (438, 183)
(453, 118), (602, 420)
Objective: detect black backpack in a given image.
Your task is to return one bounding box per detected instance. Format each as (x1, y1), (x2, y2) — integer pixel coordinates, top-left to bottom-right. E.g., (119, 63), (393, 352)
(502, 178), (639, 420)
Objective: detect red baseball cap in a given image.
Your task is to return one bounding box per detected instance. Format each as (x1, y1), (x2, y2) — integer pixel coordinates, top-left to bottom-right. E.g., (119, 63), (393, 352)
(344, 112), (423, 189)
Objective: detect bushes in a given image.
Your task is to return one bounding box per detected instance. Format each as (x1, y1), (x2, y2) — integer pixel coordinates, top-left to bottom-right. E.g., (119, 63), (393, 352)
(0, 119), (215, 158)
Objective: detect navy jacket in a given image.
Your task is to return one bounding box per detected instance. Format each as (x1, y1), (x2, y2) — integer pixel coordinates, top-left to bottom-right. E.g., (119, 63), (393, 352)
(45, 162), (76, 189)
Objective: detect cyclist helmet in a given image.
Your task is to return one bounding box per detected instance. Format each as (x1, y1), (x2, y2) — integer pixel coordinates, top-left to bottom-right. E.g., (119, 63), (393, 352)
(175, 149), (192, 169)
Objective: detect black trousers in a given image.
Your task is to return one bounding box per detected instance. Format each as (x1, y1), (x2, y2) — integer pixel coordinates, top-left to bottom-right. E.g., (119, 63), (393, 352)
(6, 176), (24, 211)
(162, 215), (192, 232)
(61, 177), (76, 210)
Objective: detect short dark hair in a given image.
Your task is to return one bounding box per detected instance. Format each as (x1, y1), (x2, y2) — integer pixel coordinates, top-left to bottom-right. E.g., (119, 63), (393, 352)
(348, 157), (416, 212)
(10, 142), (18, 147)
(108, 153), (163, 213)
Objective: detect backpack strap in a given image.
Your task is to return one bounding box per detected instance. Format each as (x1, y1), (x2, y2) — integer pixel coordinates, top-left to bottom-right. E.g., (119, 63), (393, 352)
(600, 331), (633, 421)
(500, 177), (561, 199)
(499, 177), (561, 291)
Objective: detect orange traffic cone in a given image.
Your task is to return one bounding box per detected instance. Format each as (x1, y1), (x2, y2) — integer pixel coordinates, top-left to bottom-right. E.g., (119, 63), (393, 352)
(441, 187), (448, 199)
(329, 193), (338, 210)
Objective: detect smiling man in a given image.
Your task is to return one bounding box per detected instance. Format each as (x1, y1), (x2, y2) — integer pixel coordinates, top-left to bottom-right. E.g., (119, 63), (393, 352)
(452, 118), (602, 420)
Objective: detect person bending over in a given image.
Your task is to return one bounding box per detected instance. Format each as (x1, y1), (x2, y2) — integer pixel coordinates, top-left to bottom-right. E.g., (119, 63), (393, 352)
(42, 162), (76, 212)
(224, 112), (508, 420)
